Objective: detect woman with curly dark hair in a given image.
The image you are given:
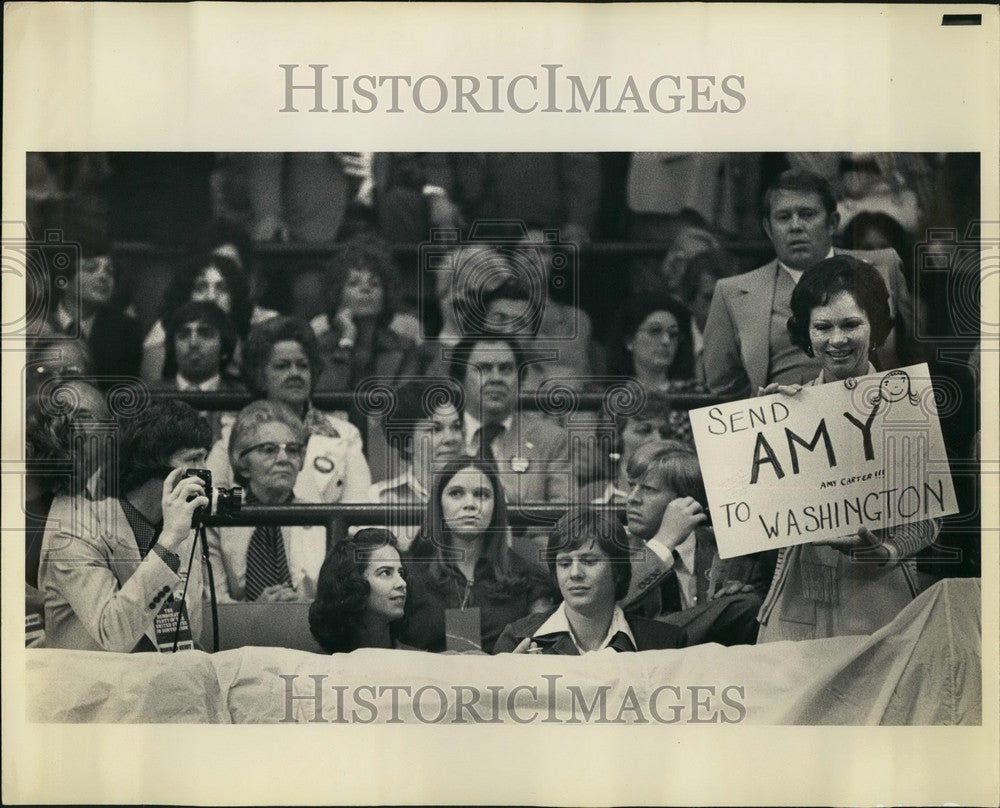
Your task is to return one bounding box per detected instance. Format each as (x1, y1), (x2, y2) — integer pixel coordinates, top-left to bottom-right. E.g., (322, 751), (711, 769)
(309, 529), (408, 653)
(401, 456), (553, 653)
(756, 254), (939, 642)
(608, 292), (698, 384)
(312, 233), (423, 393)
(607, 292), (705, 445)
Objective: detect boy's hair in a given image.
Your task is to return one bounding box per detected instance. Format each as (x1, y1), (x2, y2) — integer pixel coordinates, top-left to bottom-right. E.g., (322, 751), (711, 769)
(116, 400), (212, 493)
(163, 300), (238, 378)
(382, 379), (464, 462)
(626, 439), (706, 505)
(546, 509), (632, 602)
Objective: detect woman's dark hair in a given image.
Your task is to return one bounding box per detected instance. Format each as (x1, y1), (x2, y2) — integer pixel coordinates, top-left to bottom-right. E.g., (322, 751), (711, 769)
(324, 233), (399, 331)
(309, 529), (405, 654)
(116, 399), (212, 494)
(787, 255), (893, 357)
(608, 293), (696, 380)
(160, 252), (253, 339)
(382, 378), (465, 463)
(161, 300), (239, 380)
(841, 211), (914, 284)
(241, 315), (324, 399)
(546, 509), (632, 602)
(411, 456), (526, 596)
(193, 217), (254, 273)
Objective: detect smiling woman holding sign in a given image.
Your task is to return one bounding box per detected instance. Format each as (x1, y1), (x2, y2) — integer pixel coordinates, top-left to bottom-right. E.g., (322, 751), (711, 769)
(756, 255), (939, 642)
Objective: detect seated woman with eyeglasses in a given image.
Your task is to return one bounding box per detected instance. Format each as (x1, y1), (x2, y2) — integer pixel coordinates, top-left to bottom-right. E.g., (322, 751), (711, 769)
(204, 400), (327, 603)
(607, 293), (706, 442)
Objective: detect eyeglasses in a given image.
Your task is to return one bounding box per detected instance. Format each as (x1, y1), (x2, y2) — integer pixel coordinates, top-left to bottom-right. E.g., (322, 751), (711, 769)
(240, 441), (305, 460)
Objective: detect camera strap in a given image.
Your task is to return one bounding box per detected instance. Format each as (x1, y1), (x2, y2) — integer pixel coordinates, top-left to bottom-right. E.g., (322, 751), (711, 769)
(169, 523), (220, 653)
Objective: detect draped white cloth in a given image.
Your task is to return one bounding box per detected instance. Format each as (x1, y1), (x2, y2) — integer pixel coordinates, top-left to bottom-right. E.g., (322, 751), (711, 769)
(26, 578), (981, 725)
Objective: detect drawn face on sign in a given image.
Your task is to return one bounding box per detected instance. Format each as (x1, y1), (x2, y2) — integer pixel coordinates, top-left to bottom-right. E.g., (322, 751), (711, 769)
(879, 370), (919, 406)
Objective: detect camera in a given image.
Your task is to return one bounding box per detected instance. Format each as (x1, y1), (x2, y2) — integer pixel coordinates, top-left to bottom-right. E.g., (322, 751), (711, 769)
(183, 468), (243, 523)
(418, 220), (579, 340)
(2, 228), (82, 340)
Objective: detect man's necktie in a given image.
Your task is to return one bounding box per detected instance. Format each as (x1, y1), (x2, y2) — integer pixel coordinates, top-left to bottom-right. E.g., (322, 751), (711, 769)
(476, 422), (505, 464)
(659, 569), (683, 614)
(244, 523), (292, 601)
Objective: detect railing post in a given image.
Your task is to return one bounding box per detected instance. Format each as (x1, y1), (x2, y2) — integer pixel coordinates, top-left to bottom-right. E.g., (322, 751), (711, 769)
(327, 515), (348, 550)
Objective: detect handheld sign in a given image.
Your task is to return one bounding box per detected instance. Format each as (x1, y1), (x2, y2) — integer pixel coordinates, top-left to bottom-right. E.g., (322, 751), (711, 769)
(690, 364), (958, 558)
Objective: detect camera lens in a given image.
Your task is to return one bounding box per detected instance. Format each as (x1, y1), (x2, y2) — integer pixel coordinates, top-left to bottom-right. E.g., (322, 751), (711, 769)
(215, 486), (243, 517)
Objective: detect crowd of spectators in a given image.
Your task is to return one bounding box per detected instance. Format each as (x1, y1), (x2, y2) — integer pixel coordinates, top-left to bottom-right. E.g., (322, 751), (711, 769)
(24, 151), (982, 657)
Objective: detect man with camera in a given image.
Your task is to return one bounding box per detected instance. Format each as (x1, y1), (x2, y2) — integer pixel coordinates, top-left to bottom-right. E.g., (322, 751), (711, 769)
(39, 400), (215, 652)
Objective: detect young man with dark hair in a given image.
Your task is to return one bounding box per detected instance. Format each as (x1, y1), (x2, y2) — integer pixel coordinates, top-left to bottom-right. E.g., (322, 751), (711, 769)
(39, 400), (214, 652)
(155, 300), (244, 443)
(493, 509), (683, 654)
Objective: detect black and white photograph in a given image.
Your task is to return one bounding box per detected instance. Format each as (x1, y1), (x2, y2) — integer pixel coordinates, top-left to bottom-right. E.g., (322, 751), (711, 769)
(3, 4), (997, 806)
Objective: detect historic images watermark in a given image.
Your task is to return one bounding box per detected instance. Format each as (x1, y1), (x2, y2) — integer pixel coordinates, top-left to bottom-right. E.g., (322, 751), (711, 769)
(278, 65), (748, 115)
(279, 672), (748, 725)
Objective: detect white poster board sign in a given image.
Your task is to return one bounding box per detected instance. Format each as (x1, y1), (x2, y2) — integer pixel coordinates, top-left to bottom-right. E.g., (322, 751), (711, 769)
(690, 364), (959, 558)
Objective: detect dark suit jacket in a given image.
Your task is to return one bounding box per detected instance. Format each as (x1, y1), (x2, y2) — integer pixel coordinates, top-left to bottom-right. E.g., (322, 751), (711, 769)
(493, 606), (685, 654)
(314, 323), (423, 392)
(620, 528), (775, 618)
(702, 247), (917, 399)
(451, 153), (602, 232)
(487, 412), (575, 507)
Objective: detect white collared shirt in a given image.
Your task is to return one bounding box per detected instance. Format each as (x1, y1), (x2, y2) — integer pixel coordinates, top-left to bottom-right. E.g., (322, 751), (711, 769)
(175, 373), (221, 392)
(778, 246), (836, 284)
(463, 411), (513, 458)
(55, 302), (95, 339)
(533, 602), (637, 653)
